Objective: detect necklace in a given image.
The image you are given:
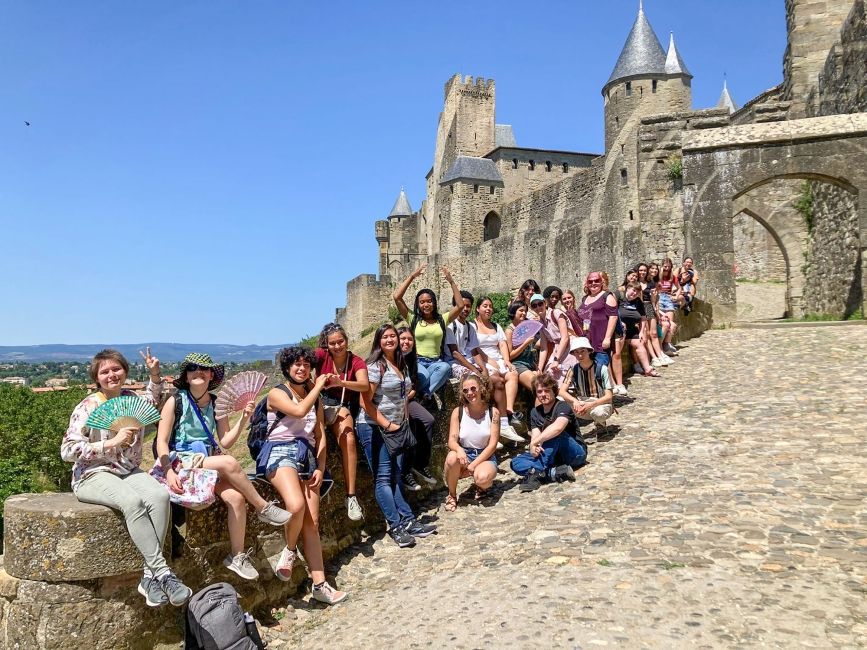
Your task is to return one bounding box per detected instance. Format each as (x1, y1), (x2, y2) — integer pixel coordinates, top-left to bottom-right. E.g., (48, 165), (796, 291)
(190, 389), (209, 405)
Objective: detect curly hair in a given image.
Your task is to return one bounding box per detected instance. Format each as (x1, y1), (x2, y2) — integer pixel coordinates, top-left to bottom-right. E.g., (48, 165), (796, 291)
(317, 322), (348, 349)
(459, 372), (490, 407)
(531, 372), (559, 394)
(278, 346), (317, 379)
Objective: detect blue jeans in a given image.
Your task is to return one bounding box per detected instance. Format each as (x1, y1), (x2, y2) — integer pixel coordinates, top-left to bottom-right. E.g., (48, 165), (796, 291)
(357, 421), (414, 529)
(510, 432), (587, 478)
(593, 350), (611, 375)
(417, 356), (451, 398)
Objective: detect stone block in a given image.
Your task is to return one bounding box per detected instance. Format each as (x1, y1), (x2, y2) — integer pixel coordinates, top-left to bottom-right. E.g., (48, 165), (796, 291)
(3, 493), (143, 581)
(0, 567), (19, 599)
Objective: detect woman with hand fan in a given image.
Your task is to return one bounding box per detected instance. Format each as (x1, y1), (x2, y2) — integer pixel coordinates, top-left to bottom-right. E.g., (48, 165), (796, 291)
(505, 301), (540, 393)
(315, 322), (369, 523)
(156, 353), (292, 582)
(61, 348), (192, 608)
(262, 346), (347, 605)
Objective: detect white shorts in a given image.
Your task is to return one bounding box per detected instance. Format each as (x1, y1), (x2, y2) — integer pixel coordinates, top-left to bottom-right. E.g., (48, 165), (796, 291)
(485, 359), (509, 375)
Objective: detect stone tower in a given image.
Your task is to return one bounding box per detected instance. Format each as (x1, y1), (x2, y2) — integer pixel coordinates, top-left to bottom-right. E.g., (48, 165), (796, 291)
(376, 187), (420, 279)
(423, 75), (497, 257)
(602, 3), (693, 152)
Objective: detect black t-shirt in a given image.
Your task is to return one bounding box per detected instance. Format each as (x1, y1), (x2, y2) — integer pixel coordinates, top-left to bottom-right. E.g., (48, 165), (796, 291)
(529, 399), (586, 450)
(641, 281), (656, 303)
(618, 298), (644, 339)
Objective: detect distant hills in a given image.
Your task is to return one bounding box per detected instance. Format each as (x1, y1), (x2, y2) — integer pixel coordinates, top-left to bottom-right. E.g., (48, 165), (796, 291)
(0, 343), (293, 363)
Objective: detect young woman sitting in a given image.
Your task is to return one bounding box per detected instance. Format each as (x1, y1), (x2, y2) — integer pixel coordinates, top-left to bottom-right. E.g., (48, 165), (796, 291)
(61, 348), (192, 608)
(393, 264), (464, 408)
(538, 288), (576, 386)
(156, 353), (291, 581)
(656, 258), (682, 358)
(505, 301), (539, 394)
(443, 373), (501, 510)
(314, 322), (369, 522)
(610, 268), (640, 395)
(516, 279), (542, 320)
(264, 347), (347, 604)
(618, 281), (659, 379)
(397, 326), (437, 492)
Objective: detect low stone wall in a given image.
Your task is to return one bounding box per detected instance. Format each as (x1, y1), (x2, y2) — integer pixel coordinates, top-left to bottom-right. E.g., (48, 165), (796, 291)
(0, 301), (711, 649)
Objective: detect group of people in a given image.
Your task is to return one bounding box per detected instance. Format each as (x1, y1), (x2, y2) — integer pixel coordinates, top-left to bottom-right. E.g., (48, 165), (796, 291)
(60, 257), (697, 609)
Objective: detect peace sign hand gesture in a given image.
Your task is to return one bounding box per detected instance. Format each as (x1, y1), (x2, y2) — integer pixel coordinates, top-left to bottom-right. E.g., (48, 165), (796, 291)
(139, 347), (161, 381)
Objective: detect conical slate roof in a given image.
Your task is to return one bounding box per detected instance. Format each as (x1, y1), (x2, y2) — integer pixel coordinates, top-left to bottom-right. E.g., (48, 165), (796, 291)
(604, 1), (667, 92)
(716, 79), (738, 113)
(388, 188), (413, 218)
(664, 32), (691, 77)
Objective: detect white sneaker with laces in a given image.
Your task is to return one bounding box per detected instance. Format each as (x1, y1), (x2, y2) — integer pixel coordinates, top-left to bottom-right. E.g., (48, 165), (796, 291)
(660, 354), (674, 364)
(274, 546), (296, 582)
(311, 581), (348, 605)
(258, 500), (292, 526)
(651, 357), (664, 368)
(499, 425), (525, 443)
(224, 549), (259, 580)
(346, 495), (364, 521)
(616, 384), (628, 396)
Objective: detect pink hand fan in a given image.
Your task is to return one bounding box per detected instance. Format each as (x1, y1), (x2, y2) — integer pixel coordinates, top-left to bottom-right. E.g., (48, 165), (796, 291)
(214, 371), (267, 419)
(511, 319), (544, 345)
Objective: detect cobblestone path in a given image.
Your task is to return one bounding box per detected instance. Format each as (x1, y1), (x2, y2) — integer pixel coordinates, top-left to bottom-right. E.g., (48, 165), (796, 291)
(265, 324), (867, 649)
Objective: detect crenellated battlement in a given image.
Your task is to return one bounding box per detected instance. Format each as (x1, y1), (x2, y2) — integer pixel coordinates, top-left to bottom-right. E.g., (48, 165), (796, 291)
(444, 74), (495, 99)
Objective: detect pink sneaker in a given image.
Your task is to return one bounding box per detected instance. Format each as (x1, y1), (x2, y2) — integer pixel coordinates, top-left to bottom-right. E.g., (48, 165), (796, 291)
(274, 546), (296, 582)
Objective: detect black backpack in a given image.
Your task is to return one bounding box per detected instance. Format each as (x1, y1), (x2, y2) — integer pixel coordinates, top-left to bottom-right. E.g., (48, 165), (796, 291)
(247, 384), (292, 461)
(184, 582), (264, 650)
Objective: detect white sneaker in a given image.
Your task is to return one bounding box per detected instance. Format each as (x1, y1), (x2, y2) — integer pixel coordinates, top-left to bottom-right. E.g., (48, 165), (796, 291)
(274, 546), (296, 582)
(258, 501), (292, 526)
(224, 549), (259, 580)
(660, 354), (674, 364)
(616, 384), (628, 396)
(499, 425), (525, 443)
(346, 495), (364, 521)
(311, 580), (348, 605)
(496, 441), (504, 451)
(651, 357), (664, 368)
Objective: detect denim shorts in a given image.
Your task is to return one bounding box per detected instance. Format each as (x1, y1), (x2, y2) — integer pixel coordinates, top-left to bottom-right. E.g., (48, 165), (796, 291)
(266, 439), (317, 479)
(464, 446), (498, 467)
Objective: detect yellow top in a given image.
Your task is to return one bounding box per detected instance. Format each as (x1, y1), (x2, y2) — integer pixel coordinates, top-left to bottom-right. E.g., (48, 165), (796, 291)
(413, 313), (452, 359)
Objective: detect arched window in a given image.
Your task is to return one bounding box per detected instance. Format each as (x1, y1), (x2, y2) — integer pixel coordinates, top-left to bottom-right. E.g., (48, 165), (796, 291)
(483, 211), (501, 242)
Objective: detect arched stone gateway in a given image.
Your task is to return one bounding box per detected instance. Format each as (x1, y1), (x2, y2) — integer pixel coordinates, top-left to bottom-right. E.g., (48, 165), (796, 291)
(682, 114), (867, 323)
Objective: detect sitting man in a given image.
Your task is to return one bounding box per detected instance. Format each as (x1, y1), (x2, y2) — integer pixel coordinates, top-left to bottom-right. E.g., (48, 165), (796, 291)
(511, 372), (587, 492)
(446, 290), (486, 381)
(559, 336), (614, 445)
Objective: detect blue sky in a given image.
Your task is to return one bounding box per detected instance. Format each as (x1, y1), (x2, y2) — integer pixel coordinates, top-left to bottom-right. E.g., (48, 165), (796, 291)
(0, 1), (785, 346)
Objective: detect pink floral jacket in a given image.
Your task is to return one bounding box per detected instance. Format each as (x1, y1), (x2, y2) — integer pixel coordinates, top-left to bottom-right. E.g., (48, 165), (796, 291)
(61, 380), (166, 491)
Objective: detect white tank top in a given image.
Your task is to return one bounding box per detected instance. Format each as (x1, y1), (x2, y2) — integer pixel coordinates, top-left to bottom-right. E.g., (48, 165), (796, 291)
(267, 389), (316, 445)
(458, 406), (492, 450)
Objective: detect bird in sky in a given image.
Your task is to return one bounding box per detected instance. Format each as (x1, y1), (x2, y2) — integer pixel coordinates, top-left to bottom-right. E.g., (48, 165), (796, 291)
(24, 121), (30, 126)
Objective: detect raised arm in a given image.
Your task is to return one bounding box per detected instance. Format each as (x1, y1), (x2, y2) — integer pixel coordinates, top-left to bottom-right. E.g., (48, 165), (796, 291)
(393, 263), (427, 320)
(442, 266), (464, 323)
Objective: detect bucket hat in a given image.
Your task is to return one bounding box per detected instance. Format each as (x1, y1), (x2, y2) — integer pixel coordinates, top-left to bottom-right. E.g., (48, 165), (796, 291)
(173, 353), (225, 391)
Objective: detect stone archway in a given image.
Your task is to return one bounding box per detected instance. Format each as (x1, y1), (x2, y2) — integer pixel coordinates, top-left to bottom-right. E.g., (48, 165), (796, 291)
(681, 114), (867, 324)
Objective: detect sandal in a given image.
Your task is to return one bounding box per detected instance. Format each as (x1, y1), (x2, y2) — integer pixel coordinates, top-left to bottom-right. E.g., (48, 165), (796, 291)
(444, 494), (457, 512)
(645, 368), (661, 377)
(474, 487), (488, 501)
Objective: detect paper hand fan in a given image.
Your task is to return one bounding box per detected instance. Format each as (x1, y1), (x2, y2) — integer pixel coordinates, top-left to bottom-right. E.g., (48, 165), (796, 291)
(511, 319), (544, 345)
(85, 395), (161, 431)
(214, 371), (267, 419)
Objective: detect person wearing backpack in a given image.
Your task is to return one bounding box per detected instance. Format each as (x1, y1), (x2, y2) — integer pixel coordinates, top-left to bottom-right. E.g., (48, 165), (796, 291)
(559, 337), (614, 446)
(357, 324), (437, 548)
(155, 353), (292, 582)
(443, 373), (501, 511)
(393, 263), (465, 409)
(61, 348), (192, 608)
(256, 346), (348, 604)
(314, 322), (369, 522)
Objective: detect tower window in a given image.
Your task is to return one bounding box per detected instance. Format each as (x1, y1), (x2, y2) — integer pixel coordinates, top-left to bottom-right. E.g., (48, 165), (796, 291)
(512, 158), (518, 169)
(625, 82), (632, 97)
(652, 80), (658, 93)
(562, 163), (569, 173)
(545, 161), (552, 172)
(489, 185), (495, 195)
(528, 160), (535, 171)
(473, 184), (479, 193)
(483, 211), (501, 241)
(629, 210), (634, 220)
(450, 185), (454, 194)
(620, 168), (628, 186)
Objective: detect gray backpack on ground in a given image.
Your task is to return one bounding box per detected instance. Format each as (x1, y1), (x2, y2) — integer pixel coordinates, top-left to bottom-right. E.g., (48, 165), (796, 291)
(185, 582), (264, 650)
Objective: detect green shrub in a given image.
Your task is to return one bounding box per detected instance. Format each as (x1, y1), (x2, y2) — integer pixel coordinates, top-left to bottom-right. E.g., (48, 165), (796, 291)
(794, 180), (814, 233)
(666, 154), (683, 181)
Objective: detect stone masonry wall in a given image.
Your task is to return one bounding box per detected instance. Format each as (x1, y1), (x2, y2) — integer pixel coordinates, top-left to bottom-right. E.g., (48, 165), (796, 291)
(808, 0), (867, 116)
(733, 213), (788, 281)
(804, 180), (861, 315)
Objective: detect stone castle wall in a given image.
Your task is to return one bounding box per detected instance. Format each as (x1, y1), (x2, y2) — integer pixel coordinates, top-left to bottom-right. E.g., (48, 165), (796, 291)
(808, 0), (867, 116)
(733, 214), (788, 281)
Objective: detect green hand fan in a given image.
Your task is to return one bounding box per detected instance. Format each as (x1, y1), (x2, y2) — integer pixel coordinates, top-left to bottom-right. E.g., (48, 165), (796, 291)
(85, 395), (161, 431)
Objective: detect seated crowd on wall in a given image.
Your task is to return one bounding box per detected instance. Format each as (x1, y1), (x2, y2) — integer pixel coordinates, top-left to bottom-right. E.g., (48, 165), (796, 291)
(58, 256), (698, 609)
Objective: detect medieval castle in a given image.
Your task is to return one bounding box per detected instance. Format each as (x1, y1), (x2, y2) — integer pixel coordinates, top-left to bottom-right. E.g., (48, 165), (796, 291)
(336, 0), (867, 340)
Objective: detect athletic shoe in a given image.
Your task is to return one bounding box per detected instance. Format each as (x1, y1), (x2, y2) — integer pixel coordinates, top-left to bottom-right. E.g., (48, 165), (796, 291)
(224, 549), (259, 580)
(158, 572), (192, 607)
(311, 581), (348, 605)
(346, 495), (364, 521)
(433, 393), (443, 411)
(660, 354), (674, 365)
(663, 344), (678, 356)
(388, 525), (416, 548)
(519, 470), (542, 493)
(509, 411), (525, 425)
(138, 574), (168, 607)
(257, 501), (292, 527)
(651, 357), (664, 368)
(402, 471), (422, 492)
(412, 467), (437, 486)
(404, 519), (437, 538)
(500, 425), (525, 443)
(496, 441), (504, 451)
(274, 546), (296, 582)
(551, 464), (576, 483)
(616, 384), (629, 396)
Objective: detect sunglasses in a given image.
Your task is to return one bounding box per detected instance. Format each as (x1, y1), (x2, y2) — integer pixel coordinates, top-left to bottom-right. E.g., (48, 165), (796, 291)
(531, 301), (545, 307)
(186, 364), (211, 373)
(462, 386), (479, 394)
(587, 279), (602, 285)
